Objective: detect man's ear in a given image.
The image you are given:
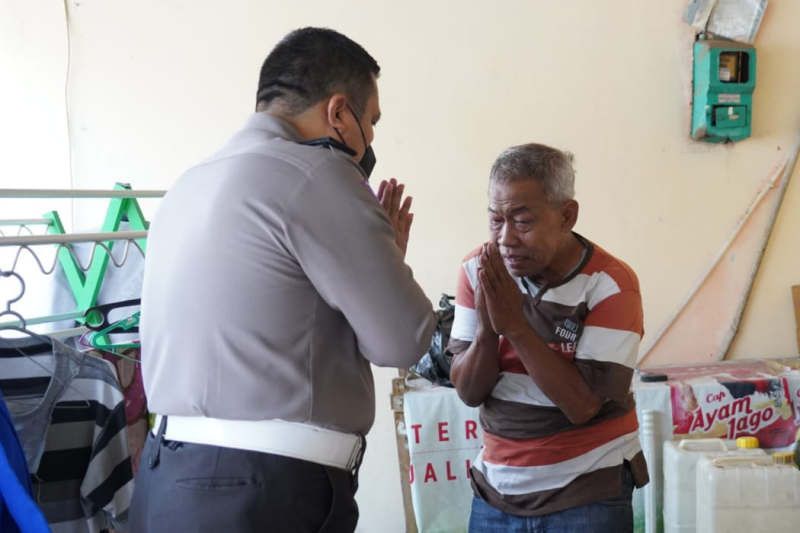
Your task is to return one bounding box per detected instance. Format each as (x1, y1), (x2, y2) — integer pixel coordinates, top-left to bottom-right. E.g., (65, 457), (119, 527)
(561, 199), (579, 230)
(325, 93), (349, 130)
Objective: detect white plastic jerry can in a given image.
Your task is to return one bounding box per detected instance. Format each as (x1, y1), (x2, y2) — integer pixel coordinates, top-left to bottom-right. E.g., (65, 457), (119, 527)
(663, 439), (766, 533)
(696, 455), (800, 533)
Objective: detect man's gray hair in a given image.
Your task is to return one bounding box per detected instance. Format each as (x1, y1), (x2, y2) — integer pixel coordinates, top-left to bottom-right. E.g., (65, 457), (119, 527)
(489, 143), (575, 204)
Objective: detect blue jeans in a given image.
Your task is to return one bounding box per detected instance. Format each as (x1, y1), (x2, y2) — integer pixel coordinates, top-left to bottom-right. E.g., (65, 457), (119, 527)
(468, 467), (633, 533)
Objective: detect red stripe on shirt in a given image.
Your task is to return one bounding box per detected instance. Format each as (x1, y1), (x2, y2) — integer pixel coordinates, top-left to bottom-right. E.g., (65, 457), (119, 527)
(583, 246), (640, 293)
(481, 409), (639, 467)
(584, 291), (643, 336)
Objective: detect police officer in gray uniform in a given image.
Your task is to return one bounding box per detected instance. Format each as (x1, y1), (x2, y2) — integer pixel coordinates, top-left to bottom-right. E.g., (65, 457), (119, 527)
(130, 27), (437, 533)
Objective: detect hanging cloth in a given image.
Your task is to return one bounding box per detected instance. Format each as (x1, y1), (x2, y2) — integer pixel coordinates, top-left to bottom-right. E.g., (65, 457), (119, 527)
(0, 389), (49, 533)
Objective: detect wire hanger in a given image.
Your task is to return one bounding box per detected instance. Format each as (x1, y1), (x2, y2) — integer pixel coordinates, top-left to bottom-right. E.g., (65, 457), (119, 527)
(2, 238), (145, 276)
(0, 269), (90, 408)
(0, 270), (28, 330)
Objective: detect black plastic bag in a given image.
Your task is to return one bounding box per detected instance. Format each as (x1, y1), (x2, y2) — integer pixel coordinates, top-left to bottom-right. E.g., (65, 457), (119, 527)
(411, 294), (456, 387)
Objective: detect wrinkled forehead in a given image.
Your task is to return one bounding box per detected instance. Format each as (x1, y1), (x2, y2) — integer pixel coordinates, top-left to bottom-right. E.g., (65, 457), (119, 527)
(488, 179), (549, 214)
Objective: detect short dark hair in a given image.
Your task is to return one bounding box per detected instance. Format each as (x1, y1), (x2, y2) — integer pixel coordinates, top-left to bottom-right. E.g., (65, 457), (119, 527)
(256, 27), (380, 115)
(490, 143), (576, 204)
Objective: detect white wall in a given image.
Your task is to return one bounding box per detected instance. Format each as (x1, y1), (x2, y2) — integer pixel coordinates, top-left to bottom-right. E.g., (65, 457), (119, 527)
(3, 1), (800, 531)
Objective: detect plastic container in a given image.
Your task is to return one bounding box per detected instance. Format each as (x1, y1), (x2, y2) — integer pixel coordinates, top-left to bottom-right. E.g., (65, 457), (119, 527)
(772, 451), (795, 466)
(640, 410), (660, 533)
(735, 436), (759, 449)
(663, 438), (766, 533)
(696, 455), (800, 532)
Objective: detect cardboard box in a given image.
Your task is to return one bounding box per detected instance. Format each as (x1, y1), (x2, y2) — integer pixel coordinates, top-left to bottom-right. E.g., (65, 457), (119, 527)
(633, 357), (800, 532)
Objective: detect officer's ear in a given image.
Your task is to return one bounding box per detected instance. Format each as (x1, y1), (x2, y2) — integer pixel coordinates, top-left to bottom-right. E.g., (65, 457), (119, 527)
(325, 94), (349, 129)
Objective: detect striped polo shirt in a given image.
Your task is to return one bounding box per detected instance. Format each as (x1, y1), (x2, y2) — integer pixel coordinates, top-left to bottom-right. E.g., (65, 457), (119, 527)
(449, 234), (648, 516)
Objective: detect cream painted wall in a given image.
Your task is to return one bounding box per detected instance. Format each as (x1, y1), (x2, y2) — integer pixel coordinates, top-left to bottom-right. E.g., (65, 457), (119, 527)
(2, 1), (800, 531)
(0, 0), (74, 321)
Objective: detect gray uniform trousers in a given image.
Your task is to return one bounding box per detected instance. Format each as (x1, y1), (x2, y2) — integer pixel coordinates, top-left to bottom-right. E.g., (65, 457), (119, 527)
(129, 419), (360, 533)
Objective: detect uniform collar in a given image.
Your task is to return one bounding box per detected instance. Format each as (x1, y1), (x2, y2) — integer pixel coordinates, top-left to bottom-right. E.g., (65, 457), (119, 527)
(242, 112), (303, 142)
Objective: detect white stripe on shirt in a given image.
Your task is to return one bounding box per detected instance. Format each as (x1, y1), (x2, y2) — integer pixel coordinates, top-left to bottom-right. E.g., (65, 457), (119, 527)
(575, 326), (640, 367)
(538, 272), (595, 307)
(585, 271), (621, 310)
(473, 431), (641, 495)
(450, 304), (478, 342)
(463, 257), (479, 290)
(490, 371), (556, 407)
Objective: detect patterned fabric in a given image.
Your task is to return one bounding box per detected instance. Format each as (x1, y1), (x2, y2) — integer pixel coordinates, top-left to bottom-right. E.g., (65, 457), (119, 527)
(101, 348), (148, 475)
(0, 336), (134, 532)
(449, 234), (648, 516)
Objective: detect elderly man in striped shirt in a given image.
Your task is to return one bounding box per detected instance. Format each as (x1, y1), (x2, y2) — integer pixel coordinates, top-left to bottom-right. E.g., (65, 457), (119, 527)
(450, 143), (648, 533)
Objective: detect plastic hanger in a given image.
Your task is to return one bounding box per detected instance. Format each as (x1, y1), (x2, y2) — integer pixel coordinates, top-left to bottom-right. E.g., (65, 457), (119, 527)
(81, 299), (141, 361)
(83, 298), (140, 331)
(85, 311), (141, 356)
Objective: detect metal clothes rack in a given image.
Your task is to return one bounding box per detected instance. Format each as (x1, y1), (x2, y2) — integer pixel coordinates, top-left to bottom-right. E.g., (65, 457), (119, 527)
(0, 219), (52, 227)
(0, 231), (148, 246)
(0, 188), (165, 198)
(0, 184), (164, 330)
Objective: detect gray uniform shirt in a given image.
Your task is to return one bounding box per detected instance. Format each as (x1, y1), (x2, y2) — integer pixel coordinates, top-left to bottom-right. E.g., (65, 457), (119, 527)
(140, 113), (436, 435)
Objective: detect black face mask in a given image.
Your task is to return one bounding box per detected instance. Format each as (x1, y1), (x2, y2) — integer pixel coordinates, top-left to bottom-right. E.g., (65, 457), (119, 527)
(336, 104), (376, 178)
(300, 105), (376, 178)
(357, 144), (376, 178)
(299, 136), (376, 180)
(300, 136), (356, 156)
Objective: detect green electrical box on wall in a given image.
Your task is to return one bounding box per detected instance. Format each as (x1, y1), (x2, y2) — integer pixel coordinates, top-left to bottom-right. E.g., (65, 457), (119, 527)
(691, 38), (756, 143)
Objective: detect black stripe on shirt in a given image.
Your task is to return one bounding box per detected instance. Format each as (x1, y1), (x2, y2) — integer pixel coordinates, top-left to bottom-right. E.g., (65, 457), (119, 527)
(90, 403), (128, 460)
(84, 457), (133, 515)
(36, 447), (92, 482)
(51, 400), (112, 424)
(0, 376), (51, 397)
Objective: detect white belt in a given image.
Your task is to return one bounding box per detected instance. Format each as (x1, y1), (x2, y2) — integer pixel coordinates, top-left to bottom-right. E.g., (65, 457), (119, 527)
(153, 415), (364, 471)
